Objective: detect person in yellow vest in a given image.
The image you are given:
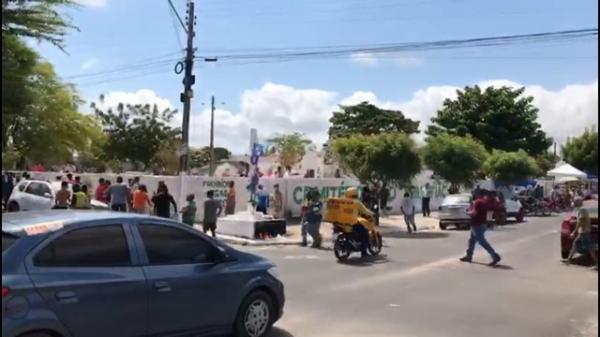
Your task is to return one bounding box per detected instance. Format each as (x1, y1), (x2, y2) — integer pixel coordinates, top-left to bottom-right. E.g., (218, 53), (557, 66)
(344, 187), (374, 258)
(72, 184), (90, 209)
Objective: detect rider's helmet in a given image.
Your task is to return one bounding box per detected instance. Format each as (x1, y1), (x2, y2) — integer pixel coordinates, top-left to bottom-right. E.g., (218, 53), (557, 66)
(345, 187), (358, 199)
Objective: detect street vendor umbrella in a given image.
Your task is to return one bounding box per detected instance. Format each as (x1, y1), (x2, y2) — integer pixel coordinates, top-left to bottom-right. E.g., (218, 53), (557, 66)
(547, 162), (587, 179)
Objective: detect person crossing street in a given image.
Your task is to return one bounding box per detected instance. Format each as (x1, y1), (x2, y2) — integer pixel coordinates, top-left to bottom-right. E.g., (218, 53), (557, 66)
(460, 191), (502, 266)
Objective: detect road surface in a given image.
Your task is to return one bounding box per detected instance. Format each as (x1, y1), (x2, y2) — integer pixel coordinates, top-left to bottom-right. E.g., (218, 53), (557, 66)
(239, 215), (598, 337)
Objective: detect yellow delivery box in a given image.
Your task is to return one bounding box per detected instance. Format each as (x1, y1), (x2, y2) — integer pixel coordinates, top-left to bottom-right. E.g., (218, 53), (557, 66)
(324, 197), (358, 225)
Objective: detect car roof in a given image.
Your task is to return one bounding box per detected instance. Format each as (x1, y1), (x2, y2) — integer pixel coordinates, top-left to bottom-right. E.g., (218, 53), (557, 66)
(444, 193), (472, 199)
(2, 210), (177, 236)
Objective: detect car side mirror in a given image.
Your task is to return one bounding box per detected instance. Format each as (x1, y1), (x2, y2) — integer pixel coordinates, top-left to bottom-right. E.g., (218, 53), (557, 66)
(43, 192), (52, 199)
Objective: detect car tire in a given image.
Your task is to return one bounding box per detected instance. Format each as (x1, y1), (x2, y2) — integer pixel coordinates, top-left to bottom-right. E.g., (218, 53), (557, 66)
(20, 333), (54, 337)
(439, 222), (447, 230)
(235, 290), (275, 337)
(7, 202), (19, 212)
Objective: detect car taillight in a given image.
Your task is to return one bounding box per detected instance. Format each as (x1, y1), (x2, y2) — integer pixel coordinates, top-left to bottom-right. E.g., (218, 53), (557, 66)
(2, 287), (9, 298)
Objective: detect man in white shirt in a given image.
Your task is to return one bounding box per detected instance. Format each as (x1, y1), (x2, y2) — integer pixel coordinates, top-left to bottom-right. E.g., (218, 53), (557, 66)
(401, 192), (417, 233)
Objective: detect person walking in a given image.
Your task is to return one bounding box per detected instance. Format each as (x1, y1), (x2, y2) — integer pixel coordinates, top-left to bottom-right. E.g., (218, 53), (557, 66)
(54, 181), (71, 209)
(301, 188), (323, 248)
(401, 192), (417, 233)
(225, 181), (236, 215)
(132, 184), (151, 214)
(256, 185), (269, 214)
(563, 197), (598, 270)
(459, 191), (502, 266)
(2, 172), (14, 205)
(180, 194), (197, 227)
(106, 176), (130, 212)
(71, 184), (90, 209)
(152, 184), (177, 218)
(95, 178), (109, 204)
(421, 182), (433, 217)
(271, 184), (284, 218)
(203, 190), (222, 237)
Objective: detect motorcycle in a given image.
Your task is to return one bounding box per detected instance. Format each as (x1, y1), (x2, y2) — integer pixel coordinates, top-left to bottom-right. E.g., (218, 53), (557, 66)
(331, 218), (383, 261)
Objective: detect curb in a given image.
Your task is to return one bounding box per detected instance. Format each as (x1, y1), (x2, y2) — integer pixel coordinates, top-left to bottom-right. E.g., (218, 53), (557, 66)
(217, 234), (302, 246)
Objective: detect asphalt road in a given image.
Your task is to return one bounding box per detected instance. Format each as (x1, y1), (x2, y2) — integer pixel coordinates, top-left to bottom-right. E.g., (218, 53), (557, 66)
(239, 215), (598, 337)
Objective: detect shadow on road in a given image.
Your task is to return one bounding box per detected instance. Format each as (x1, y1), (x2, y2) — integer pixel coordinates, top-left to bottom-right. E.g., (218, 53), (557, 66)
(471, 261), (514, 270)
(336, 254), (389, 267)
(384, 231), (449, 239)
(266, 327), (295, 337)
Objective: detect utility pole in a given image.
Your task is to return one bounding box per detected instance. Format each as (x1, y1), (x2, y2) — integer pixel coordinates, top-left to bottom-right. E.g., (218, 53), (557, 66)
(209, 95), (215, 176)
(179, 0), (195, 173)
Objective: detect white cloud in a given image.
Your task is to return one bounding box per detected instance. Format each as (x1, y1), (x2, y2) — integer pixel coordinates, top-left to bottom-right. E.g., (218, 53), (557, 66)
(75, 0), (108, 8)
(80, 58), (99, 70)
(350, 52), (379, 67)
(391, 54), (425, 67)
(87, 89), (174, 113)
(93, 80), (598, 155)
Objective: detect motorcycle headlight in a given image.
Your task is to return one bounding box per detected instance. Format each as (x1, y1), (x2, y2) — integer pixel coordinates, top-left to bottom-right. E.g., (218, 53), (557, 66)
(267, 266), (280, 279)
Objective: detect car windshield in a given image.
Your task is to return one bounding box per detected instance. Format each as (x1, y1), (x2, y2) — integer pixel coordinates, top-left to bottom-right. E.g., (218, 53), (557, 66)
(444, 195), (471, 204)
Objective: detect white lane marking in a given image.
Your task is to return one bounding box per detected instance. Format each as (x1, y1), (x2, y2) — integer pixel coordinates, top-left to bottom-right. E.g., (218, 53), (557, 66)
(388, 304), (401, 308)
(335, 229), (556, 291)
(586, 290), (598, 296)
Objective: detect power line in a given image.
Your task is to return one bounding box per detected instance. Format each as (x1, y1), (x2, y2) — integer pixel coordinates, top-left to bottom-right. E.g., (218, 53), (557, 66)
(167, 0), (188, 33)
(195, 28), (597, 64)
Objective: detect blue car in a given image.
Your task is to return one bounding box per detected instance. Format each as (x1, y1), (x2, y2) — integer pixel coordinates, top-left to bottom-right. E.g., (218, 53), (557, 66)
(2, 211), (284, 337)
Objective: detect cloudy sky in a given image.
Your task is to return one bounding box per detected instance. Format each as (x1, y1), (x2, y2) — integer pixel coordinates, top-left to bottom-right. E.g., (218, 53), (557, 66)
(35, 0), (598, 154)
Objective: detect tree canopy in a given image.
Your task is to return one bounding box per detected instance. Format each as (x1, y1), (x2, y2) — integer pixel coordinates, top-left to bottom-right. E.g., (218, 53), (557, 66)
(562, 127), (598, 175)
(2, 0), (78, 50)
(328, 102), (420, 139)
(92, 97), (180, 170)
(189, 146), (232, 169)
(422, 135), (488, 189)
(427, 86), (552, 156)
(483, 150), (541, 184)
(267, 132), (312, 168)
(332, 133), (421, 187)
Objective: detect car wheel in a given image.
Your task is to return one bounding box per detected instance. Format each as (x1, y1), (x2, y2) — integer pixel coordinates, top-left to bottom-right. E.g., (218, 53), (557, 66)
(439, 222), (447, 230)
(235, 290), (275, 337)
(7, 202), (19, 212)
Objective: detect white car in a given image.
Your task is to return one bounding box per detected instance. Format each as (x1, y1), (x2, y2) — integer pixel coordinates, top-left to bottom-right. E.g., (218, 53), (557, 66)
(6, 180), (107, 212)
(438, 194), (472, 230)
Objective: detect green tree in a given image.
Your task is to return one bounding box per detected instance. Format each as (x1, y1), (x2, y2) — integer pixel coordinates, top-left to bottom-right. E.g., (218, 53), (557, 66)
(189, 146), (231, 169)
(422, 135), (488, 191)
(534, 151), (560, 176)
(427, 86), (552, 156)
(267, 132), (312, 168)
(2, 0), (78, 50)
(328, 101), (420, 139)
(561, 127), (598, 175)
(332, 133), (421, 187)
(92, 97), (181, 170)
(4, 61), (104, 168)
(483, 150), (541, 185)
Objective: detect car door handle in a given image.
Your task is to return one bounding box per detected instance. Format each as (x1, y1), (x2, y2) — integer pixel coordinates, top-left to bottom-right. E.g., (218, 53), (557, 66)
(154, 281), (172, 293)
(55, 291), (78, 304)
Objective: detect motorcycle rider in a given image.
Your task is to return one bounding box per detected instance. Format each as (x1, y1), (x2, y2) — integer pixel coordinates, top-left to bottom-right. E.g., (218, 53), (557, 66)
(344, 187), (374, 258)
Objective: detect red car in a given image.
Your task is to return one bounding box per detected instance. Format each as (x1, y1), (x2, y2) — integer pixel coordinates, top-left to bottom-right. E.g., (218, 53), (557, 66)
(560, 200), (598, 259)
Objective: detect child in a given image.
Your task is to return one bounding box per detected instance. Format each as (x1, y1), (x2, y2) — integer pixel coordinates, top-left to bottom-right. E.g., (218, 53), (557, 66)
(203, 190), (222, 237)
(180, 193), (197, 226)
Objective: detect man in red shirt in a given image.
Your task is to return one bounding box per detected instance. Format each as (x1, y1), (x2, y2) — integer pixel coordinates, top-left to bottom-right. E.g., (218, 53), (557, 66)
(460, 191), (502, 266)
(95, 177), (109, 203)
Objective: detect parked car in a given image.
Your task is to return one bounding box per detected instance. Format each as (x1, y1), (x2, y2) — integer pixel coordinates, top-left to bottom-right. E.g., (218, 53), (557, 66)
(6, 180), (107, 212)
(439, 194), (472, 230)
(2, 211), (285, 337)
(560, 200), (598, 260)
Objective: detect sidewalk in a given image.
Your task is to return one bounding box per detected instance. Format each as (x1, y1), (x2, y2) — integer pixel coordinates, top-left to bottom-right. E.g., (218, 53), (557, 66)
(215, 212), (441, 246)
